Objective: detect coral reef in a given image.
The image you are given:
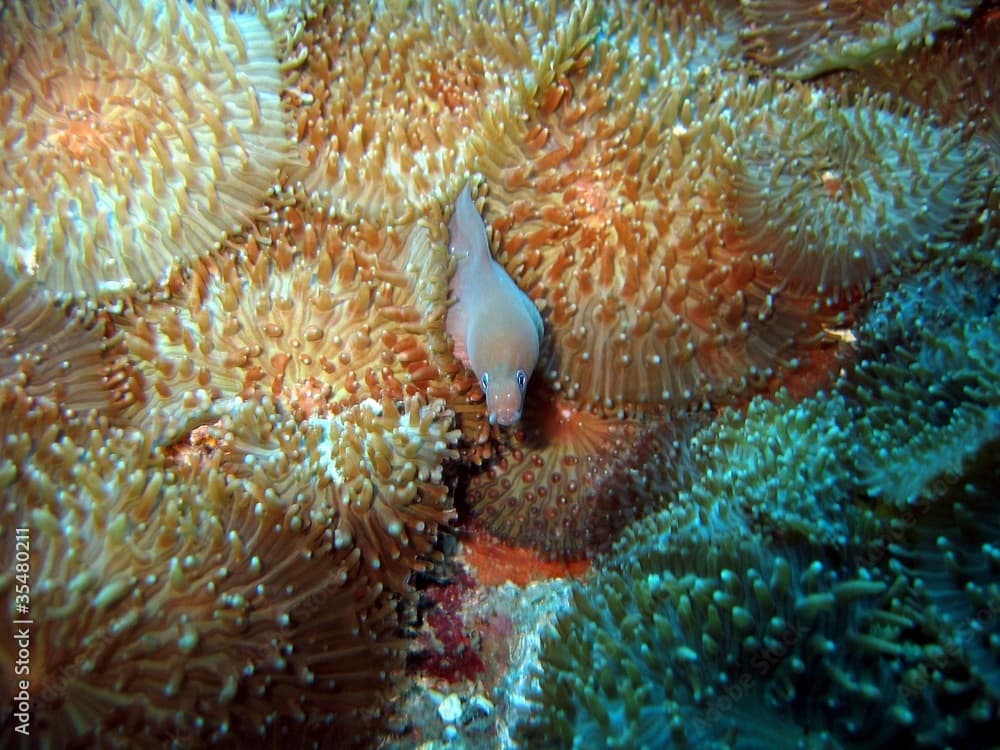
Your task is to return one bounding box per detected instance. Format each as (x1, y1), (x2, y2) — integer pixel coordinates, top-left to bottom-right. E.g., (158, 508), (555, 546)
(519, 518), (1000, 748)
(478, 27), (828, 416)
(213, 393), (460, 595)
(844, 261), (1000, 505)
(856, 7), (1000, 159)
(463, 384), (703, 558)
(732, 87), (990, 297)
(0, 388), (399, 747)
(0, 0), (294, 299)
(0, 0), (997, 748)
(288, 0), (594, 223)
(519, 274), (1000, 743)
(117, 195), (454, 444)
(741, 0), (981, 78)
(682, 389), (861, 545)
(0, 267), (128, 415)
(515, 192), (999, 750)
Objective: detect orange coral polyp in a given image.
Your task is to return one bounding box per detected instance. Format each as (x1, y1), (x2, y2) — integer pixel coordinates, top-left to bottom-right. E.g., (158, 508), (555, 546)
(0, 266), (129, 416)
(119, 201), (453, 444)
(464, 385), (697, 559)
(0, 0), (294, 299)
(290, 0), (595, 223)
(479, 33), (823, 416)
(215, 394), (460, 594)
(0, 392), (401, 746)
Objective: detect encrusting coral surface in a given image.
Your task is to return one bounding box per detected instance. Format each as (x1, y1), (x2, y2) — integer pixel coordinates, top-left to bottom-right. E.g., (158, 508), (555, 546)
(0, 0), (295, 299)
(0, 0), (997, 748)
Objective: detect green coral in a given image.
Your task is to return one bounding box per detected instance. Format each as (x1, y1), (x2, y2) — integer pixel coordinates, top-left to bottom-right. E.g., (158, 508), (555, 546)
(844, 261), (1000, 505)
(889, 450), (1000, 698)
(518, 259), (1000, 748)
(518, 518), (997, 748)
(682, 389), (862, 545)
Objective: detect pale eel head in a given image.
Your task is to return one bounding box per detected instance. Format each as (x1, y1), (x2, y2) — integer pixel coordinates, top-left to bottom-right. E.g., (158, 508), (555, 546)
(481, 368), (530, 426)
(470, 316), (540, 426)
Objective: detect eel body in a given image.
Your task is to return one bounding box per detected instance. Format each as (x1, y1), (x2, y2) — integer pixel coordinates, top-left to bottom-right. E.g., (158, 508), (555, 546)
(446, 184), (543, 426)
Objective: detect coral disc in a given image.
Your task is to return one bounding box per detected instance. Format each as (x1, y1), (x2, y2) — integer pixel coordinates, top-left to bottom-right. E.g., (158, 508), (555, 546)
(289, 0), (596, 223)
(119, 201), (452, 444)
(858, 10), (1000, 164)
(733, 88), (990, 297)
(0, 390), (400, 747)
(0, 0), (294, 298)
(0, 265), (127, 414)
(479, 44), (822, 415)
(463, 384), (697, 559)
(741, 0), (981, 78)
(215, 394), (461, 595)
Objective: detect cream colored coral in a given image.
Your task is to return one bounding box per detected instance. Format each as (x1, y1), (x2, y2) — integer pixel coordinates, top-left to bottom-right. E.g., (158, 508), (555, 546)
(0, 389), (399, 746)
(215, 394), (460, 594)
(0, 0), (294, 298)
(119, 202), (450, 445)
(742, 0), (981, 78)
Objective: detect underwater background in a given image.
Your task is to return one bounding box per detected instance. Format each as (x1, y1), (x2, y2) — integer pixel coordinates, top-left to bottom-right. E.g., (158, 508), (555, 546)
(1, 0), (998, 748)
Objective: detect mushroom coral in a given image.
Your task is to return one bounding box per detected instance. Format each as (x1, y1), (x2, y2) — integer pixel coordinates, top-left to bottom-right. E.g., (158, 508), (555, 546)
(731, 87), (990, 298)
(740, 0), (981, 79)
(889, 457), (1000, 697)
(445, 0), (993, 560)
(118, 198), (452, 445)
(516, 250), (1000, 747)
(517, 518), (999, 748)
(213, 393), (460, 596)
(462, 384), (703, 559)
(454, 0), (881, 559)
(684, 389), (862, 545)
(0, 0), (997, 746)
(116, 199), (463, 597)
(857, 7), (1000, 163)
(844, 261), (1000, 506)
(0, 0), (294, 299)
(477, 5), (829, 417)
(288, 0), (597, 223)
(0, 266), (129, 416)
(0, 388), (401, 748)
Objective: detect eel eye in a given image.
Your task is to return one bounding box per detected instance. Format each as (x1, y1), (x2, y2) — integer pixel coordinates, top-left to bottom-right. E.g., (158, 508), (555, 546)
(480, 373), (489, 391)
(515, 369), (528, 391)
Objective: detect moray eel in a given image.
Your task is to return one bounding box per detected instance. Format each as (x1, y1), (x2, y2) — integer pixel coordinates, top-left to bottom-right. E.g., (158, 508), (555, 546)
(446, 184), (543, 426)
